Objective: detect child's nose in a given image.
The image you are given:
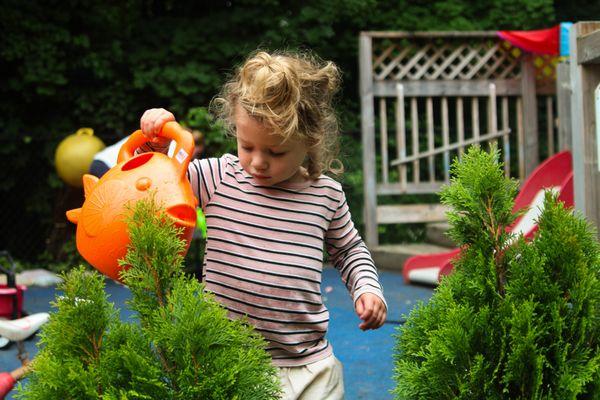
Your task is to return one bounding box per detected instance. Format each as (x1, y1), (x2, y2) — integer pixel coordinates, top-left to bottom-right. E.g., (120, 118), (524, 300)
(252, 154), (268, 170)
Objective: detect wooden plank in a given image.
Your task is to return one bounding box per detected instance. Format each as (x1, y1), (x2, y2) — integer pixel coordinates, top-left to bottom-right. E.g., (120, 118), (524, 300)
(379, 98), (389, 183)
(359, 34), (378, 246)
(456, 98), (465, 155)
(488, 83), (498, 148)
(426, 97), (435, 182)
(395, 84), (407, 189)
(377, 182), (444, 195)
(391, 129), (510, 166)
(411, 98), (420, 183)
(570, 22), (600, 231)
(361, 31), (497, 39)
(520, 54), (540, 177)
(556, 62), (572, 151)
(373, 79), (522, 97)
(472, 97), (480, 139)
(441, 97), (450, 182)
(502, 96), (511, 176)
(546, 96), (555, 156)
(577, 29), (600, 64)
(376, 203), (451, 224)
(516, 98), (525, 180)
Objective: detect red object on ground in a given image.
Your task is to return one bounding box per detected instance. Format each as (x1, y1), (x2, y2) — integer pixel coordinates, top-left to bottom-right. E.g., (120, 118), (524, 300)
(403, 150), (573, 285)
(0, 285), (26, 319)
(0, 372), (15, 399)
(497, 25), (560, 55)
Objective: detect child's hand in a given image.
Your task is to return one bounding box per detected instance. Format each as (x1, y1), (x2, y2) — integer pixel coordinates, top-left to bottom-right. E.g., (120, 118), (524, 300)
(140, 108), (175, 145)
(355, 293), (387, 331)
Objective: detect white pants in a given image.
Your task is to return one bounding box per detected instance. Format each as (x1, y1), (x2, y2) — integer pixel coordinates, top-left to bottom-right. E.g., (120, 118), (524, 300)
(278, 354), (345, 400)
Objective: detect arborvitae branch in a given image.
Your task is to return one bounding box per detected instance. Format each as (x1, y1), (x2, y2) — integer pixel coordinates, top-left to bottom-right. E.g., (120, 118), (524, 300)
(19, 197), (281, 399)
(394, 146), (600, 399)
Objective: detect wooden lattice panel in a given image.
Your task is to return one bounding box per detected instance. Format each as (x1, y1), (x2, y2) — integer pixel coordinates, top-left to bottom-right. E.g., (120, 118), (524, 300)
(371, 36), (557, 82)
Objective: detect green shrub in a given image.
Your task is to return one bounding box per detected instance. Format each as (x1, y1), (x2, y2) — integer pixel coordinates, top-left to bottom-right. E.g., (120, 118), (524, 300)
(18, 198), (281, 399)
(393, 146), (600, 399)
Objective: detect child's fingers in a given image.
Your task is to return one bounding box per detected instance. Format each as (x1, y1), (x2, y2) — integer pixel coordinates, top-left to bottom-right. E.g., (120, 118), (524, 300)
(355, 298), (364, 317)
(359, 305), (373, 323)
(140, 108), (175, 139)
(360, 304), (386, 330)
(374, 310), (386, 329)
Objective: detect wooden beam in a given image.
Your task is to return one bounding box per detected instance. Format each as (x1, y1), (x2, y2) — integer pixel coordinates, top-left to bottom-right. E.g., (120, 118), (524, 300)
(377, 182), (444, 195)
(570, 22), (600, 232)
(376, 204), (450, 224)
(359, 34), (379, 247)
(390, 129), (510, 166)
(361, 31), (496, 39)
(556, 62), (572, 151)
(520, 54), (539, 177)
(577, 29), (600, 64)
(373, 79), (521, 97)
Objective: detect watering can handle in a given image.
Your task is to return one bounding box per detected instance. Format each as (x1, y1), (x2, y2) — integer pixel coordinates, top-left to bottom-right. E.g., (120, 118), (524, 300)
(118, 122), (194, 179)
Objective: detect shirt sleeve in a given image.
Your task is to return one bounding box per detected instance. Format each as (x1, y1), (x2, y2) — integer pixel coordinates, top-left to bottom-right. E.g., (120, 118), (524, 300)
(186, 157), (226, 209)
(325, 190), (387, 309)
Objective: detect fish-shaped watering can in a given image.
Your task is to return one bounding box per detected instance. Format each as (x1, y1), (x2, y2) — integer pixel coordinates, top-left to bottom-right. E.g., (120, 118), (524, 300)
(66, 122), (198, 281)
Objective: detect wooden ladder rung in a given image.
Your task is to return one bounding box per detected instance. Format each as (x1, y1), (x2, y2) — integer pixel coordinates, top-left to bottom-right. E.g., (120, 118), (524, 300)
(376, 203), (450, 224)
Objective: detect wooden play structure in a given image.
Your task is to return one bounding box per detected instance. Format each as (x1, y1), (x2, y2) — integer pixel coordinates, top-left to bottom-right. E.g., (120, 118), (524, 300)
(569, 22), (600, 232)
(359, 30), (564, 269)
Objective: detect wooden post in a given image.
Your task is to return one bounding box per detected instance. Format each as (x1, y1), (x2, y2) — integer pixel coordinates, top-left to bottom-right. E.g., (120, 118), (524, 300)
(570, 22), (600, 231)
(359, 33), (378, 247)
(556, 62), (572, 151)
(520, 54), (539, 177)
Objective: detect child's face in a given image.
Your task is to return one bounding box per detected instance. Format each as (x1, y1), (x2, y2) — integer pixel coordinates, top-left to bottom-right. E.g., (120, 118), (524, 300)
(234, 105), (308, 186)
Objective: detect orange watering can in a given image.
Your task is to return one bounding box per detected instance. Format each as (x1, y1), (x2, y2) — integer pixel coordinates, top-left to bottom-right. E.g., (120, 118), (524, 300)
(66, 122), (198, 281)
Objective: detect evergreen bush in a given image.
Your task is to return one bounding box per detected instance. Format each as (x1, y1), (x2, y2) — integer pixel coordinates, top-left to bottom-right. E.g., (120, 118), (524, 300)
(393, 146), (600, 399)
(17, 198), (281, 399)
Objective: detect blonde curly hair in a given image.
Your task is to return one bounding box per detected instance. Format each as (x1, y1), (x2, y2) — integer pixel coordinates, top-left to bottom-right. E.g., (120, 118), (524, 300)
(211, 50), (343, 179)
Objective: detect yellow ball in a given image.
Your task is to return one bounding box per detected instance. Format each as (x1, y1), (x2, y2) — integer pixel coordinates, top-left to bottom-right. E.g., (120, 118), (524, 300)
(55, 128), (105, 187)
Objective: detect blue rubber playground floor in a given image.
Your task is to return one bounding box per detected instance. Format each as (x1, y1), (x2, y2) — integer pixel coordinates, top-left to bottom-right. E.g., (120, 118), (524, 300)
(0, 267), (434, 399)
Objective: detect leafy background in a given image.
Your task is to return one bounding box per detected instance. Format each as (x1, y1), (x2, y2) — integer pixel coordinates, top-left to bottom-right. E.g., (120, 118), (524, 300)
(0, 0), (596, 268)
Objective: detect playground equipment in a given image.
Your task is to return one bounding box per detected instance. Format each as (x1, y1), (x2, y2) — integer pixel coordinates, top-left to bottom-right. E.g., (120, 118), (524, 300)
(403, 150), (574, 285)
(55, 128), (105, 187)
(66, 122), (198, 282)
(0, 251), (49, 399)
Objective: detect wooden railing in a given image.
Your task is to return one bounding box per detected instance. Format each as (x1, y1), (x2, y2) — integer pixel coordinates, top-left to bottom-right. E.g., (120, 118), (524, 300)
(359, 31), (559, 247)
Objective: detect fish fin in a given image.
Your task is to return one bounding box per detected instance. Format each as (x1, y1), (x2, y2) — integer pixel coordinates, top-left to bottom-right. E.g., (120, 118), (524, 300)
(66, 208), (81, 224)
(82, 174), (99, 198)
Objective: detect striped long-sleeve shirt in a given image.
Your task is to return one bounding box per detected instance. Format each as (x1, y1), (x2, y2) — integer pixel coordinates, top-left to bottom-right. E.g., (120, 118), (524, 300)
(141, 144), (386, 366)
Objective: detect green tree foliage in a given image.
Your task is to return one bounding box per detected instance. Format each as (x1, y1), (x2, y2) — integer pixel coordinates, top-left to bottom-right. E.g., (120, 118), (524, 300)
(0, 0), (561, 261)
(393, 146), (600, 399)
(17, 197), (281, 399)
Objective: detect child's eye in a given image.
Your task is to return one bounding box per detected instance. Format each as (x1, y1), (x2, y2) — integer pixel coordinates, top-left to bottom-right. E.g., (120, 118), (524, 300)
(241, 146), (252, 152)
(270, 150), (286, 157)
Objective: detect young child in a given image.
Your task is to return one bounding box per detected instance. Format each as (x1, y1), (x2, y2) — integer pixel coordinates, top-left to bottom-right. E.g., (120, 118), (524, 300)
(138, 50), (387, 400)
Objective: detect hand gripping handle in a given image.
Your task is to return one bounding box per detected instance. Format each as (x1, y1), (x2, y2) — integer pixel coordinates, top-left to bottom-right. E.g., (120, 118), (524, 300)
(117, 121), (194, 178)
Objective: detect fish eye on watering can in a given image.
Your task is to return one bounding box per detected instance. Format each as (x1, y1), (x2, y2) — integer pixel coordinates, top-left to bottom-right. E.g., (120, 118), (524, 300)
(65, 122), (197, 282)
(135, 177), (152, 191)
